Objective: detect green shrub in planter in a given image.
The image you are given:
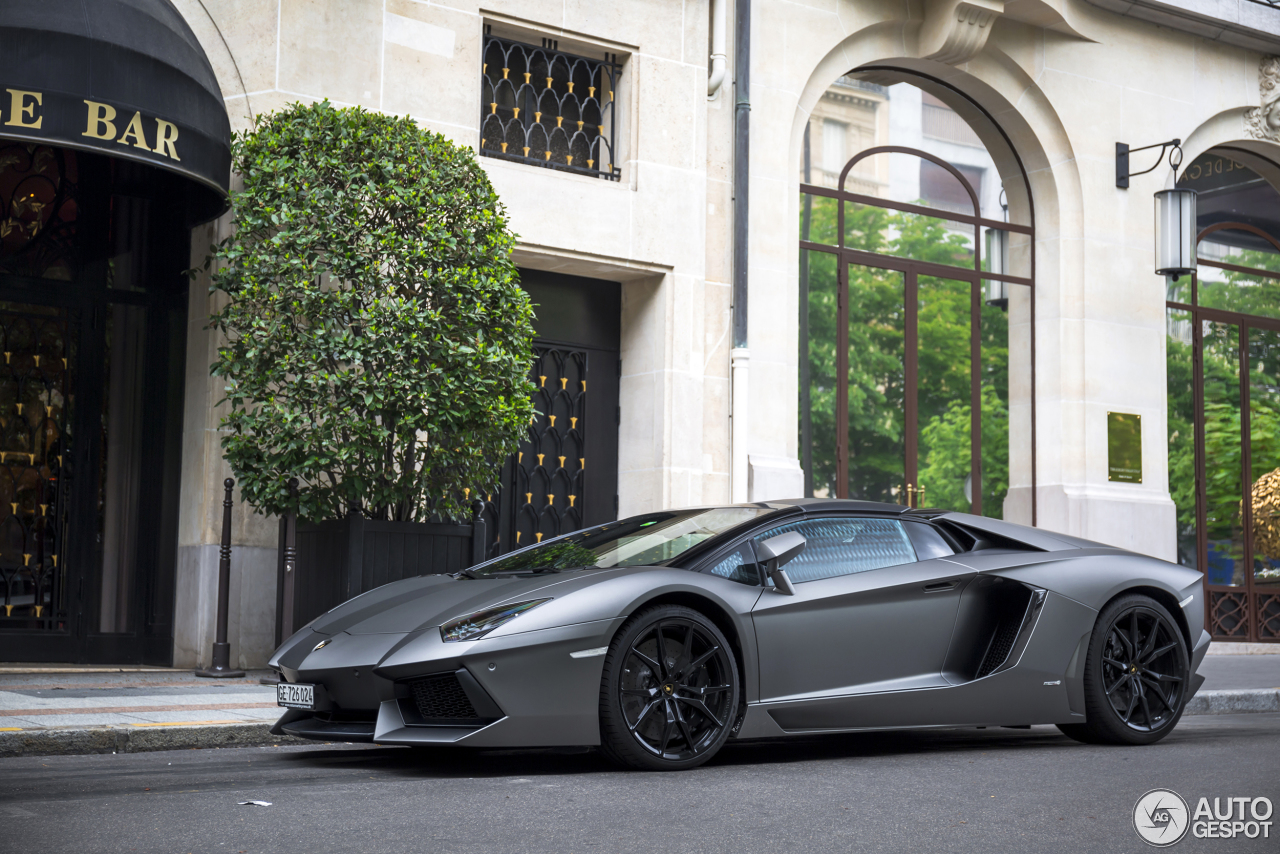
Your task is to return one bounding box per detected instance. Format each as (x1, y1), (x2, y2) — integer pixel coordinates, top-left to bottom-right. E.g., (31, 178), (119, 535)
(206, 101), (536, 523)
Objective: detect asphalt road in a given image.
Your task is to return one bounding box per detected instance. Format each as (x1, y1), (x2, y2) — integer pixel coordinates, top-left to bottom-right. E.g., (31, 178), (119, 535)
(1, 714), (1276, 854)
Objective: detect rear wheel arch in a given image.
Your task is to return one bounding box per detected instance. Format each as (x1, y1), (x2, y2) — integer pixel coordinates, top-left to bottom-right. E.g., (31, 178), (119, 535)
(1103, 585), (1192, 649)
(1058, 591), (1190, 745)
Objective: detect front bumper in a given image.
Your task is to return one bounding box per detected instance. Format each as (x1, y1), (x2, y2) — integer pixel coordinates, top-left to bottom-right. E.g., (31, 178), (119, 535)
(270, 616), (625, 747)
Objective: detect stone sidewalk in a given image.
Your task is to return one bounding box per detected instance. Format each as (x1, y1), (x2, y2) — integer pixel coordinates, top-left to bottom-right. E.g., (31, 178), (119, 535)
(0, 667), (301, 757)
(0, 653), (1276, 757)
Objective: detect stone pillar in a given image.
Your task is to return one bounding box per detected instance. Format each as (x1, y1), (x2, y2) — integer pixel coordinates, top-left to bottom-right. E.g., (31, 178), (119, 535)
(171, 217), (280, 670)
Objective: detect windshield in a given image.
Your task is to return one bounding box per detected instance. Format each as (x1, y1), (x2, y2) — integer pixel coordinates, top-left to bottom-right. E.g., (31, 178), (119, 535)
(463, 507), (775, 577)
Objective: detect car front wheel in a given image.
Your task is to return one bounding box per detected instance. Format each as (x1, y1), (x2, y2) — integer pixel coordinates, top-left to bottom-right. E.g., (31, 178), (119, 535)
(598, 604), (740, 771)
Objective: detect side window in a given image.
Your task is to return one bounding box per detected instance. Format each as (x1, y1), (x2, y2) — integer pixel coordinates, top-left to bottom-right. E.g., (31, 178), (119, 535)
(703, 544), (760, 586)
(901, 520), (956, 560)
(752, 517), (917, 584)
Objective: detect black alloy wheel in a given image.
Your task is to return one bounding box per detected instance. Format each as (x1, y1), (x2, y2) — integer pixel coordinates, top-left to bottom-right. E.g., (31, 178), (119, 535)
(599, 605), (740, 770)
(1058, 593), (1190, 746)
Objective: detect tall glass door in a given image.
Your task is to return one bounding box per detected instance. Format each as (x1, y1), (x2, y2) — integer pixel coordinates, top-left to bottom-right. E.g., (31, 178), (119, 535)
(828, 261), (988, 511)
(1247, 326), (1280, 640)
(798, 126), (1035, 523)
(841, 262), (904, 503)
(1164, 157), (1280, 644)
(0, 143), (190, 663)
(1182, 310), (1280, 641)
(915, 274), (975, 513)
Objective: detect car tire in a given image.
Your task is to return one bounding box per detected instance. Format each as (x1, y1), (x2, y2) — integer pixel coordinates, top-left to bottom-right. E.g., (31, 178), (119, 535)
(598, 604), (740, 771)
(1057, 593), (1190, 746)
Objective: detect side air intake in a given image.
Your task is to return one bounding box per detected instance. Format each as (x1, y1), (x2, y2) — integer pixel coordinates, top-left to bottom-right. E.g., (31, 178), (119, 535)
(944, 578), (1046, 683)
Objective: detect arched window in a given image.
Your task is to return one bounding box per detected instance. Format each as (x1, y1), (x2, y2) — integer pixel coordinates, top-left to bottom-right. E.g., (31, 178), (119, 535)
(799, 75), (1035, 522)
(1168, 149), (1280, 642)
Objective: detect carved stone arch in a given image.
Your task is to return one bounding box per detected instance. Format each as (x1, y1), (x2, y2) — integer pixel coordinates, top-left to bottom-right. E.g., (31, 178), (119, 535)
(790, 38), (1079, 241)
(1178, 113), (1280, 195)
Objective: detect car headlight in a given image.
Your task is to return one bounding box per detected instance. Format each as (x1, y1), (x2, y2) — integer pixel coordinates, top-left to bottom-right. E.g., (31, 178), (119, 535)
(440, 599), (551, 643)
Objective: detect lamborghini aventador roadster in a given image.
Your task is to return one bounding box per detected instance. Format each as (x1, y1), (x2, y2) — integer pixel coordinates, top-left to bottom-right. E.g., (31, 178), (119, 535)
(268, 499), (1210, 770)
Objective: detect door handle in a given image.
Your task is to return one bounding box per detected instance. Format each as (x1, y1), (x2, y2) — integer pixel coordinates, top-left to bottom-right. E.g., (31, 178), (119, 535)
(923, 580), (959, 592)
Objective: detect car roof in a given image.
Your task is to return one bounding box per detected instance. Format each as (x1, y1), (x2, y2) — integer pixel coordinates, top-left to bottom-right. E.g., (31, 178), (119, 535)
(760, 498), (913, 515)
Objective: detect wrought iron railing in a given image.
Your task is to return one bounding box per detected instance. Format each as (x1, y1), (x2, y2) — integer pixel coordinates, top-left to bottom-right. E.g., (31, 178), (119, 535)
(480, 32), (622, 181)
(1245, 0), (1280, 9)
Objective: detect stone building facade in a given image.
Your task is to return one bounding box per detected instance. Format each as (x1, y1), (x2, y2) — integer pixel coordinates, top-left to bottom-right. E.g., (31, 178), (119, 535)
(4, 0), (1280, 666)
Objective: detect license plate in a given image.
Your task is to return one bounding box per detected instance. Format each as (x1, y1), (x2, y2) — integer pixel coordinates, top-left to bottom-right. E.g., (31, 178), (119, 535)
(277, 682), (315, 710)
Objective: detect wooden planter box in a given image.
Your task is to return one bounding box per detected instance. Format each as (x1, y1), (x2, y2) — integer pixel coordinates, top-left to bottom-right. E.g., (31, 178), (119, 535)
(274, 514), (486, 645)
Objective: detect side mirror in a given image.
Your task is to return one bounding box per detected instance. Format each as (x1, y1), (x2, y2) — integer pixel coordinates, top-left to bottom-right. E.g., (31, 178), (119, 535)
(757, 532), (805, 595)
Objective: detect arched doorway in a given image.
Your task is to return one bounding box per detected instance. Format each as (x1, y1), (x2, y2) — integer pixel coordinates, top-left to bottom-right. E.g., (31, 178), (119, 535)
(798, 75), (1035, 520)
(0, 1), (231, 663)
(0, 145), (197, 662)
(1167, 148), (1280, 642)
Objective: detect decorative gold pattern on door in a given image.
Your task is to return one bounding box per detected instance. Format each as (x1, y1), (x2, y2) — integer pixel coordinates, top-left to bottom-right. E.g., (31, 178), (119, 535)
(513, 347), (587, 547)
(0, 303), (73, 628)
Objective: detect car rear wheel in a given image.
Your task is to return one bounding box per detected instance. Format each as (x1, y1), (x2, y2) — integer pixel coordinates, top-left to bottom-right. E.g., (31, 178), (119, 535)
(1057, 593), (1190, 746)
(598, 604), (740, 771)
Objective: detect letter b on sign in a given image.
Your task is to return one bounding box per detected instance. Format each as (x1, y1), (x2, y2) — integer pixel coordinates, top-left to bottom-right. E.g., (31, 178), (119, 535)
(83, 101), (118, 140)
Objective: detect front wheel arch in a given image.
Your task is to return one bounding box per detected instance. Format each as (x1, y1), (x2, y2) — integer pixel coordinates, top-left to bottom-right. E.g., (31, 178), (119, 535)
(598, 603), (742, 769)
(613, 591), (749, 707)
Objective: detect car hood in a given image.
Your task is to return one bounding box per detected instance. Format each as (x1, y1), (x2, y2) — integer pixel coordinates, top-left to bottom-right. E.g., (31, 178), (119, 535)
(309, 573), (576, 636)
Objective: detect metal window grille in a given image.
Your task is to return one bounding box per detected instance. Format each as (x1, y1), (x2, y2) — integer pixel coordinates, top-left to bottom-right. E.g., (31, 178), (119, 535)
(480, 32), (622, 181)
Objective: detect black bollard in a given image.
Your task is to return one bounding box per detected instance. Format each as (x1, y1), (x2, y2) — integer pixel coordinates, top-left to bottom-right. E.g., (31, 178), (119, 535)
(196, 478), (246, 678)
(260, 479), (298, 686)
(280, 478), (298, 640)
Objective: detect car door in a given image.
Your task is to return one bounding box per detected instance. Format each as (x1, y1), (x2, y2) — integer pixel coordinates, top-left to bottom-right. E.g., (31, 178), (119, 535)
(749, 516), (974, 714)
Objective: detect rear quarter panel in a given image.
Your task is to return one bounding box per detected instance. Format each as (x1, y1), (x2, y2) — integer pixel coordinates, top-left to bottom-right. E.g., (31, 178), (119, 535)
(982, 552), (1201, 620)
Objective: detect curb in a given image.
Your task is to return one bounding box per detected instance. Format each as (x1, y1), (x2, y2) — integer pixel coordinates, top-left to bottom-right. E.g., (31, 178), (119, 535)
(0, 722), (310, 758)
(1184, 688), (1280, 716)
(3, 690), (1277, 758)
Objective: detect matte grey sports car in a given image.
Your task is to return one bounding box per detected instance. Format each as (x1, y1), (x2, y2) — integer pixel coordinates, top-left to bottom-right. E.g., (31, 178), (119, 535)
(268, 499), (1210, 770)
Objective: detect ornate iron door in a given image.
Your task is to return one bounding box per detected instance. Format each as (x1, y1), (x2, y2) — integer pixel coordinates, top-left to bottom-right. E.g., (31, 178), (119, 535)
(1, 143), (191, 664)
(511, 345), (589, 548)
(475, 271), (621, 559)
(0, 301), (75, 637)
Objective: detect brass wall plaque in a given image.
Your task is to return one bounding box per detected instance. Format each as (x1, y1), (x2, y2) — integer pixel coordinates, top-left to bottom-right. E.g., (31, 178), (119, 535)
(1107, 412), (1142, 483)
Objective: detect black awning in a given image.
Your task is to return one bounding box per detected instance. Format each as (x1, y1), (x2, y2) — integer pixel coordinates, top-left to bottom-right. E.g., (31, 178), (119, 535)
(0, 0), (232, 222)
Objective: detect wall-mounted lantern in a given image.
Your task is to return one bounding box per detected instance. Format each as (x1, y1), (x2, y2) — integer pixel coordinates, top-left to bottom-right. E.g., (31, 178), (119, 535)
(1115, 138), (1180, 189)
(984, 228), (1008, 309)
(1154, 187), (1197, 278)
(984, 188), (1010, 310)
(1116, 138), (1196, 278)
